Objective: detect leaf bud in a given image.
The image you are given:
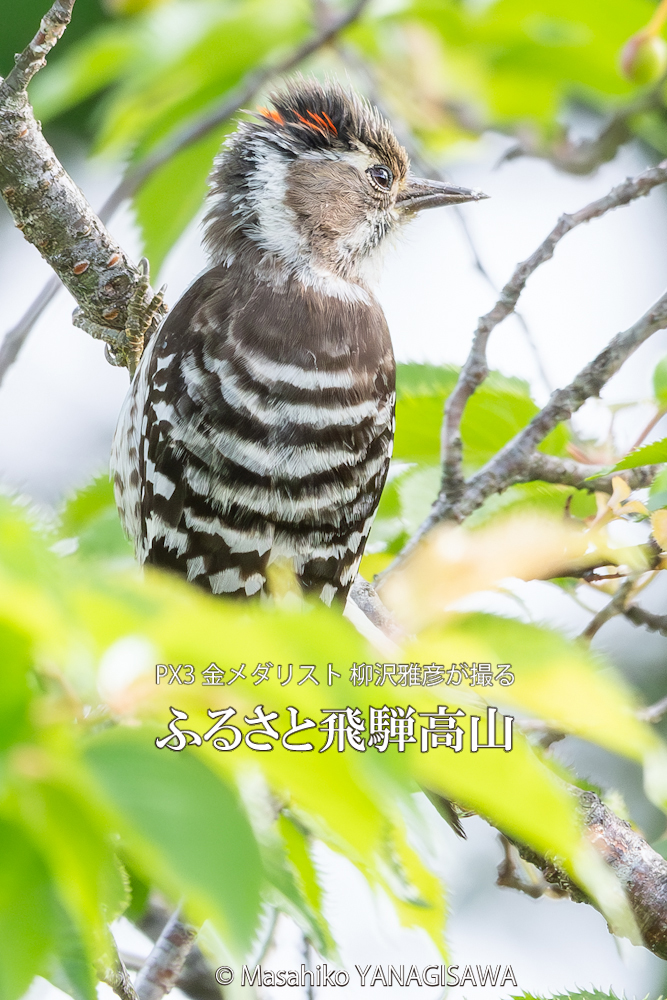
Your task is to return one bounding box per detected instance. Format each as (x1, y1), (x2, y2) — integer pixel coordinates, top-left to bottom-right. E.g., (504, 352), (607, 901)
(620, 32), (667, 84)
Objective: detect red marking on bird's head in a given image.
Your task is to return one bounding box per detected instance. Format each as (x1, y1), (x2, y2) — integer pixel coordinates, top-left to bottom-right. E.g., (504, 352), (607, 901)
(295, 110), (337, 136)
(258, 107), (285, 124)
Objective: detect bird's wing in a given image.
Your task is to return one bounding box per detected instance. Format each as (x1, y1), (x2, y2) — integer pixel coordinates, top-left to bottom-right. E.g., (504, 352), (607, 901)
(112, 264), (396, 601)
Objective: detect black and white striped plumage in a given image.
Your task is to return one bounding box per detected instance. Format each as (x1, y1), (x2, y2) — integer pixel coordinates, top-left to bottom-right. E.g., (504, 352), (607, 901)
(111, 80), (485, 604)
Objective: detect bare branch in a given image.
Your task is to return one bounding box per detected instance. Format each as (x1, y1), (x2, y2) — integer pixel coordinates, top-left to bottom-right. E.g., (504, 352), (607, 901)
(579, 577), (636, 641)
(134, 905), (197, 1000)
(520, 453), (663, 495)
(440, 160), (667, 505)
(516, 788), (667, 960)
(0, 273), (60, 385)
(348, 576), (404, 643)
(638, 694), (667, 723)
(103, 958), (140, 1000)
(137, 898), (223, 1000)
(0, 0), (372, 377)
(0, 0), (166, 372)
(0, 0), (75, 99)
(624, 604), (667, 639)
(499, 87), (664, 176)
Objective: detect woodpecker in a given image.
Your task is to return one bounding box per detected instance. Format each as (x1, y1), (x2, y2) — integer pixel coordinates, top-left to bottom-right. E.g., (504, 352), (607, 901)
(111, 79), (486, 606)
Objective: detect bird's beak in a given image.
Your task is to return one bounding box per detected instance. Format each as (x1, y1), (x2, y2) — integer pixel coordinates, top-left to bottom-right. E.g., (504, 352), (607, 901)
(396, 175), (489, 214)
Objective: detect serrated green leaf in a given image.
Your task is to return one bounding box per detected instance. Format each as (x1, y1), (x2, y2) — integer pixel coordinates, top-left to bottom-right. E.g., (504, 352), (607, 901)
(59, 475), (117, 537)
(12, 777), (124, 960)
(261, 812), (334, 957)
(600, 437), (667, 473)
(84, 728), (263, 953)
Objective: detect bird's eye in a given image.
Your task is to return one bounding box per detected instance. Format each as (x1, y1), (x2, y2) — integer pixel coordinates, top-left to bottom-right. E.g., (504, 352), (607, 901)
(367, 164), (393, 191)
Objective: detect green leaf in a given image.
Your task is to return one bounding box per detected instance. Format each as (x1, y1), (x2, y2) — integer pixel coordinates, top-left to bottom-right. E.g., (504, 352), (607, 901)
(84, 727), (262, 952)
(509, 991), (630, 1000)
(601, 436), (667, 473)
(58, 475), (132, 560)
(0, 817), (57, 1000)
(259, 812), (334, 957)
(465, 481), (597, 529)
(13, 778), (127, 960)
(96, 0), (309, 160)
(45, 903), (98, 1000)
(416, 614), (661, 764)
(30, 24), (139, 123)
(0, 619), (34, 750)
(653, 354), (667, 406)
(59, 475), (117, 537)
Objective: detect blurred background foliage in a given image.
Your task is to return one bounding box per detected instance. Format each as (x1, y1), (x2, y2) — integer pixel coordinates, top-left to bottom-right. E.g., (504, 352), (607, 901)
(2, 0), (667, 997)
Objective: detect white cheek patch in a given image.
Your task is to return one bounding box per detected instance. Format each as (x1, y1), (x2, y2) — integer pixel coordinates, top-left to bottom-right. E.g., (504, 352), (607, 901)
(246, 145), (305, 265)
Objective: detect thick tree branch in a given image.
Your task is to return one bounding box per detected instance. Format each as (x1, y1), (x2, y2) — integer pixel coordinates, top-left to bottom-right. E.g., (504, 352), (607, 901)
(134, 905), (197, 1000)
(0, 0), (166, 374)
(137, 898), (223, 1000)
(440, 160), (667, 506)
(0, 0), (371, 378)
(0, 0), (74, 99)
(516, 788), (667, 960)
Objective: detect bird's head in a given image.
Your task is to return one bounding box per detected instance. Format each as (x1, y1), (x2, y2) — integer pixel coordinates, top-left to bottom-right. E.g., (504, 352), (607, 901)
(204, 78), (487, 293)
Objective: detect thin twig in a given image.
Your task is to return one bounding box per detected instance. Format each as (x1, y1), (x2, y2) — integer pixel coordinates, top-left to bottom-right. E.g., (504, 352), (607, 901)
(103, 958), (141, 1000)
(638, 694), (667, 723)
(440, 160), (667, 506)
(624, 603), (667, 638)
(496, 834), (559, 899)
(0, 273), (60, 385)
(630, 405), (667, 452)
(499, 87), (664, 175)
(134, 905), (197, 1000)
(579, 577), (636, 641)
